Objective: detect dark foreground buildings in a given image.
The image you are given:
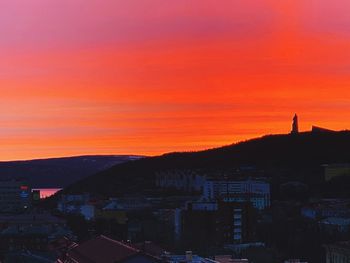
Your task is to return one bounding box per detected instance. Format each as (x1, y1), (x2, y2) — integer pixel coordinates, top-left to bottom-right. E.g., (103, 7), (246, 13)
(59, 235), (161, 263)
(0, 179), (31, 213)
(324, 242), (350, 263)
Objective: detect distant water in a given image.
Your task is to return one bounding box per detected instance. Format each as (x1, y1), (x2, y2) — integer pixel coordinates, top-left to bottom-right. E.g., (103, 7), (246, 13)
(32, 188), (62, 199)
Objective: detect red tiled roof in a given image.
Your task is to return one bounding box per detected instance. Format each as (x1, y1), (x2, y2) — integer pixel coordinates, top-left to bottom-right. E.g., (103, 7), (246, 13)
(66, 235), (140, 263)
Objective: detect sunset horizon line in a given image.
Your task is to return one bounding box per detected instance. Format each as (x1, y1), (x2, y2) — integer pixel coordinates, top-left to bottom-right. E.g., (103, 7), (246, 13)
(1, 125), (344, 162)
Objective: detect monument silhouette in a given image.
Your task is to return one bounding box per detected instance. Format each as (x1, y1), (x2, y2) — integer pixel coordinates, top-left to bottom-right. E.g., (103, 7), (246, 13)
(291, 114), (299, 134)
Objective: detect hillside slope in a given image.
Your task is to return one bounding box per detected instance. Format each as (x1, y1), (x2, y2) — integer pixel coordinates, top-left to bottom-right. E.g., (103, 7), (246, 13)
(0, 155), (142, 188)
(64, 131), (350, 197)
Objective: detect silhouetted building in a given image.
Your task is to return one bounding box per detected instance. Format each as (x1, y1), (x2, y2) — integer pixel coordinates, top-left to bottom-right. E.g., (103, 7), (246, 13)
(323, 163), (350, 181)
(182, 200), (256, 246)
(0, 224), (72, 253)
(301, 199), (350, 220)
(217, 201), (256, 244)
(319, 217), (350, 235)
(291, 114), (299, 134)
(324, 242), (350, 263)
(0, 179), (31, 213)
(57, 194), (91, 217)
(32, 189), (41, 204)
(312, 126), (335, 133)
(153, 209), (182, 241)
(0, 212), (66, 229)
(0, 212), (71, 255)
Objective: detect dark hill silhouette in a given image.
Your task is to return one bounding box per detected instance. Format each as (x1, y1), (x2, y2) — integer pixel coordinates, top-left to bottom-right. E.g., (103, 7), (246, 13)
(62, 131), (350, 198)
(0, 155), (143, 188)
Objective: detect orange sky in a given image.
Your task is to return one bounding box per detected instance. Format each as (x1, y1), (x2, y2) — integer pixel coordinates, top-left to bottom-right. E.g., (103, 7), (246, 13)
(1, 0), (350, 160)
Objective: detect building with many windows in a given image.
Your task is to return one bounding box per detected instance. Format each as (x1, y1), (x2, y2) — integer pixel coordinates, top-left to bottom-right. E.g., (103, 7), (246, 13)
(203, 179), (270, 210)
(156, 170), (206, 193)
(183, 199), (256, 245)
(324, 242), (350, 263)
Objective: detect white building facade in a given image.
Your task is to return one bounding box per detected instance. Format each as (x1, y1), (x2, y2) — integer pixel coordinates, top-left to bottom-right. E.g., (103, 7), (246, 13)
(203, 179), (270, 210)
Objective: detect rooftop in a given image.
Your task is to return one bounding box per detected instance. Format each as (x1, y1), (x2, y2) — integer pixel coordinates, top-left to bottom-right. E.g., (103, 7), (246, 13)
(133, 241), (167, 258)
(320, 217), (350, 226)
(66, 235), (148, 263)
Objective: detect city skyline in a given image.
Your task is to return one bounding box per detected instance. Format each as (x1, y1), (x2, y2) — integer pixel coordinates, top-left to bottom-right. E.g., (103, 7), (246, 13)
(1, 0), (350, 160)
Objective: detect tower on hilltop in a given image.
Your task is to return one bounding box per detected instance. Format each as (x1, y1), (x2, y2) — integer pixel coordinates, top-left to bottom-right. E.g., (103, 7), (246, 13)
(291, 114), (299, 134)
